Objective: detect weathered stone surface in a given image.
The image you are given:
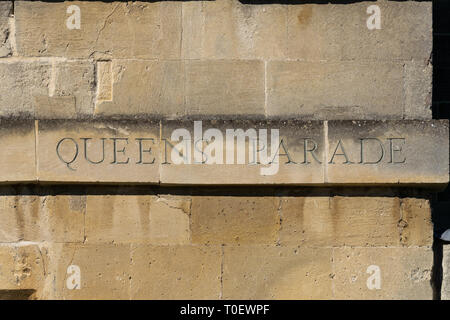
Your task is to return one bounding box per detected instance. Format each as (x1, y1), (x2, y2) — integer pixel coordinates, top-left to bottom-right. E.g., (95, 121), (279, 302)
(182, 0), (287, 60)
(0, 244), (46, 292)
(333, 247), (433, 300)
(403, 61), (433, 120)
(130, 245), (221, 299)
(0, 2), (12, 57)
(223, 246), (333, 299)
(0, 62), (50, 117)
(0, 120), (36, 182)
(287, 2), (432, 61)
(34, 59), (95, 119)
(37, 120), (160, 183)
(398, 198), (433, 246)
(52, 60), (95, 117)
(147, 196), (191, 245)
(15, 1), (181, 59)
(266, 61), (404, 119)
(0, 192), (85, 243)
(443, 245), (450, 300)
(85, 195), (153, 243)
(191, 196), (279, 245)
(278, 196), (431, 247)
(185, 60), (264, 117)
(326, 120), (449, 185)
(86, 195), (190, 245)
(95, 60), (185, 118)
(160, 120), (325, 185)
(41, 243), (130, 299)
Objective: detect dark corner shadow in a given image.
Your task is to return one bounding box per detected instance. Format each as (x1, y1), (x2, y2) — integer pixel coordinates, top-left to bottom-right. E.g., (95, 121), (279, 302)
(0, 290), (36, 300)
(0, 184), (434, 198)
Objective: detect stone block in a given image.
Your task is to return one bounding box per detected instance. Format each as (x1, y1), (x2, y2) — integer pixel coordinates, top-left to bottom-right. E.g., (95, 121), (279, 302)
(266, 61), (404, 119)
(130, 245), (221, 299)
(0, 120), (36, 183)
(37, 120), (160, 183)
(223, 246), (333, 299)
(95, 60), (185, 118)
(190, 196), (279, 245)
(333, 247), (433, 300)
(15, 1), (181, 59)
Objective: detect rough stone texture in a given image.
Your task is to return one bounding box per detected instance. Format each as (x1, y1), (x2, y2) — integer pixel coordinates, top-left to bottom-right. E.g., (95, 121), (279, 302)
(147, 196), (191, 245)
(0, 120), (36, 182)
(0, 0), (440, 301)
(52, 60), (95, 117)
(287, 2), (432, 61)
(267, 61), (404, 119)
(443, 246), (450, 300)
(191, 196), (280, 245)
(41, 243), (130, 299)
(223, 246), (333, 299)
(86, 195), (190, 245)
(404, 61), (433, 120)
(278, 196), (431, 247)
(130, 245), (221, 299)
(15, 1), (181, 59)
(0, 2), (12, 57)
(185, 60), (265, 117)
(0, 245), (46, 292)
(95, 60), (185, 118)
(333, 247), (433, 300)
(326, 120), (449, 185)
(0, 193), (85, 243)
(0, 62), (50, 117)
(37, 120), (160, 183)
(182, 0), (287, 60)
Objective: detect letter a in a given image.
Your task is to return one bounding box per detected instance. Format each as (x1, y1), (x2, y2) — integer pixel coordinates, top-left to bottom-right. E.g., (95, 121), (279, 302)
(367, 5), (381, 30)
(66, 265), (81, 290)
(66, 5), (81, 30)
(366, 265), (381, 290)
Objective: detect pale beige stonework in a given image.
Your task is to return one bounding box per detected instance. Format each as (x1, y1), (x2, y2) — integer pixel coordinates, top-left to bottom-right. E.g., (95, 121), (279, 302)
(15, 1), (181, 59)
(190, 196), (280, 245)
(0, 0), (442, 301)
(185, 60), (265, 116)
(37, 120), (160, 183)
(0, 244), (46, 294)
(0, 193), (85, 243)
(266, 61), (404, 119)
(333, 247), (433, 300)
(0, 120), (36, 183)
(95, 60), (185, 118)
(41, 243), (131, 299)
(287, 2), (432, 61)
(85, 194), (190, 245)
(130, 245), (222, 299)
(222, 246), (333, 299)
(326, 120), (449, 185)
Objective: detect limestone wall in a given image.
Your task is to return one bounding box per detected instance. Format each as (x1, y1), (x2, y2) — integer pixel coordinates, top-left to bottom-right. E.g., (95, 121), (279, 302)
(0, 0), (446, 300)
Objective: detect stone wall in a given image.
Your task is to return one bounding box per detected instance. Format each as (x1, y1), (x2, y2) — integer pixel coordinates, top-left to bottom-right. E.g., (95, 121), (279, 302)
(0, 0), (446, 300)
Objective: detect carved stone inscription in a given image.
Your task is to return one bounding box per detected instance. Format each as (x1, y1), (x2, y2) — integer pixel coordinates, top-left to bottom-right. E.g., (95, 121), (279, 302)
(34, 120), (449, 185)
